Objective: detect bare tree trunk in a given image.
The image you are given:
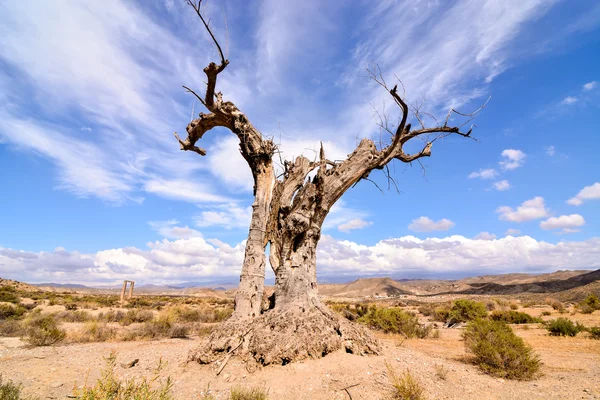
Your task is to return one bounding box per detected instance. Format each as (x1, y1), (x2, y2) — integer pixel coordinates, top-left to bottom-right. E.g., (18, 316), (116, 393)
(232, 165), (274, 320)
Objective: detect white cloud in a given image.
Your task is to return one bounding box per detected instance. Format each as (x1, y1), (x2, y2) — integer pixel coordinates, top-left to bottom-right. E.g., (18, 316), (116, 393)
(408, 217), (455, 232)
(194, 203), (252, 229)
(143, 179), (230, 203)
(567, 182), (600, 206)
(148, 220), (203, 239)
(499, 149), (526, 170)
(583, 81), (597, 91)
(561, 96), (578, 104)
(540, 214), (585, 231)
(474, 232), (497, 240)
(3, 235), (600, 285)
(316, 235), (600, 277)
(505, 228), (521, 236)
(323, 199), (370, 232)
(496, 196), (549, 222)
(468, 168), (498, 179)
(338, 218), (373, 233)
(493, 180), (511, 191)
(545, 145), (556, 156)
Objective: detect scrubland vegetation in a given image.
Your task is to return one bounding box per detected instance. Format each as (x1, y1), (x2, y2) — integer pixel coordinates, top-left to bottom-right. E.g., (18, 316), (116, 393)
(1, 283), (599, 398)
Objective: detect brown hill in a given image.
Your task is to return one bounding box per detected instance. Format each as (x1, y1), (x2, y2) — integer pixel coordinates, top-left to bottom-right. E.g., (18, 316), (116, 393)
(320, 277), (412, 298)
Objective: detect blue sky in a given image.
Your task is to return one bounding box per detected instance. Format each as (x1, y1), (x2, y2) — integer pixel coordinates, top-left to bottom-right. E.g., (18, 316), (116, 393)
(0, 0), (599, 285)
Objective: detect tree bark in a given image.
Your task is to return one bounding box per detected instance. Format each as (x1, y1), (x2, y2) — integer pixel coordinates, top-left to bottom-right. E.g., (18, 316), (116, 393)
(232, 163), (274, 320)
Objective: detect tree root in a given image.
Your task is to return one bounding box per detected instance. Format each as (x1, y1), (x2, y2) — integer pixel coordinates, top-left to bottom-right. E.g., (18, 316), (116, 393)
(189, 305), (380, 367)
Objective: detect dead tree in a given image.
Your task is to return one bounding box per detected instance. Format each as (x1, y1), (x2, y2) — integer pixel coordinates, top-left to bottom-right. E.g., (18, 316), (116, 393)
(175, 0), (484, 367)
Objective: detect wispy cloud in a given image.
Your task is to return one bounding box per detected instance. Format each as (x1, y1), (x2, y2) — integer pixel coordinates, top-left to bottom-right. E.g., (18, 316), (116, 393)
(408, 217), (455, 232)
(469, 168), (498, 179)
(583, 81), (597, 91)
(338, 218), (372, 233)
(561, 96), (578, 105)
(493, 180), (511, 191)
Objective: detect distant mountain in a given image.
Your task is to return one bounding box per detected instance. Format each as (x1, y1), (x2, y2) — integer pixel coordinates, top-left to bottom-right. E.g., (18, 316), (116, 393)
(33, 283), (90, 289)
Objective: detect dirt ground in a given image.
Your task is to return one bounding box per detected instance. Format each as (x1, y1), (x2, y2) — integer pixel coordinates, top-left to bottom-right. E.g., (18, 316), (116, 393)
(1, 311), (599, 400)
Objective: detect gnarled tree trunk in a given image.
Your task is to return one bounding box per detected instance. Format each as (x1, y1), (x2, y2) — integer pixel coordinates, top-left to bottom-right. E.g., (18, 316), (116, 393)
(178, 0), (482, 368)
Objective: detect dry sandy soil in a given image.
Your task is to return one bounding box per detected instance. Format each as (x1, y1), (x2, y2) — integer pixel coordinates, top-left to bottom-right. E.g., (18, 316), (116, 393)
(1, 307), (599, 400)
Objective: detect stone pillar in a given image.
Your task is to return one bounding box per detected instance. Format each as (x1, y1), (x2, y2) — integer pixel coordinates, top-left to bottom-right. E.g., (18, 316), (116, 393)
(128, 281), (135, 299)
(120, 281), (127, 302)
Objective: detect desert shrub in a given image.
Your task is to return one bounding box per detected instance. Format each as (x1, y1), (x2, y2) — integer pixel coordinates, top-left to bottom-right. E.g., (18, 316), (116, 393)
(22, 314), (66, 346)
(489, 311), (542, 324)
(167, 324), (189, 338)
(99, 310), (126, 323)
(75, 352), (173, 400)
(509, 303), (519, 310)
(545, 298), (564, 313)
(358, 307), (431, 338)
(0, 374), (30, 400)
(485, 301), (496, 311)
(55, 310), (93, 323)
(541, 311), (551, 316)
(545, 318), (585, 337)
(385, 363), (425, 400)
(582, 294), (600, 309)
(64, 302), (78, 311)
(463, 319), (540, 380)
(0, 304), (27, 320)
(447, 300), (488, 324)
(229, 386), (269, 400)
(588, 327), (600, 340)
(431, 329), (441, 339)
(78, 295), (119, 307)
(125, 297), (152, 308)
(329, 302), (370, 321)
(579, 304), (595, 314)
(0, 286), (20, 304)
(434, 364), (449, 380)
(72, 321), (117, 343)
(0, 320), (25, 337)
(119, 309), (154, 326)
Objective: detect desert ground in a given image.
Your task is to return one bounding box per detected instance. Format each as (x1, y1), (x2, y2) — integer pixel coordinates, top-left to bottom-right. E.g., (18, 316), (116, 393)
(1, 270), (599, 399)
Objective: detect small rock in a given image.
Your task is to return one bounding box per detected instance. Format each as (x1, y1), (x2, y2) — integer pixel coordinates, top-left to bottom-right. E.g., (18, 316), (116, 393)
(120, 359), (139, 369)
(583, 389), (590, 393)
(50, 382), (63, 388)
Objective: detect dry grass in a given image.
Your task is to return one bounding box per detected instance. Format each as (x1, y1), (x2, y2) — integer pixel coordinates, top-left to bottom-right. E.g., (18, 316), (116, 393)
(74, 352), (173, 400)
(385, 362), (426, 400)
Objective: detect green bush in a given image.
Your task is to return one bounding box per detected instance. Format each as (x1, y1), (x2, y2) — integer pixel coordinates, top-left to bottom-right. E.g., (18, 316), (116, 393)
(447, 300), (488, 324)
(358, 307), (431, 338)
(545, 318), (585, 337)
(0, 304), (27, 320)
(588, 327), (600, 340)
(0, 286), (20, 304)
(582, 294), (600, 309)
(541, 311), (551, 316)
(463, 319), (541, 380)
(489, 311), (542, 324)
(0, 374), (29, 400)
(22, 314), (66, 346)
(75, 352), (173, 400)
